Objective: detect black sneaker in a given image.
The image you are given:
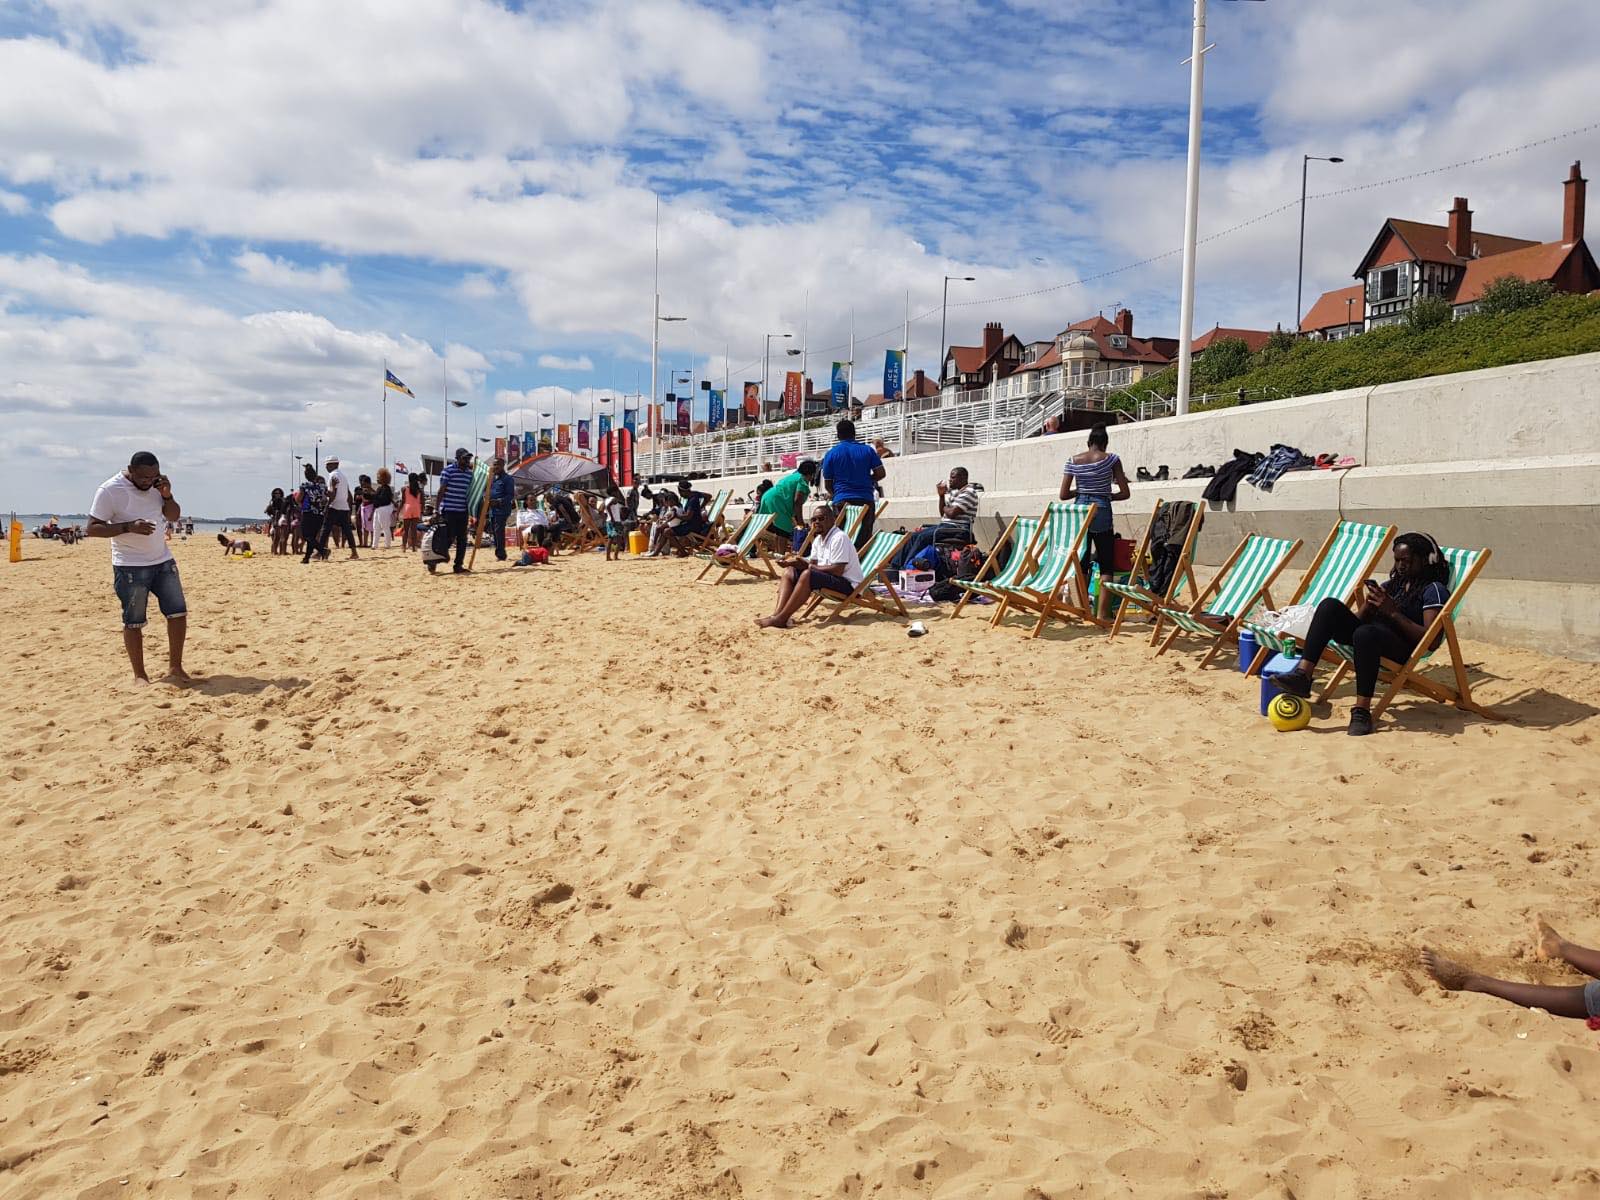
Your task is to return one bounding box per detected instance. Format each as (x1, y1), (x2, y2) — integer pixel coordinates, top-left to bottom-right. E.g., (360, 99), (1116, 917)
(1136, 466), (1153, 482)
(1347, 707), (1374, 736)
(1154, 465), (1170, 481)
(1264, 668), (1312, 698)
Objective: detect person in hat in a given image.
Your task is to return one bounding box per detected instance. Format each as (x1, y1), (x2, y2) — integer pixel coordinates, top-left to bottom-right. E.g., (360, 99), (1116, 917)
(434, 447), (475, 574)
(320, 455), (359, 560)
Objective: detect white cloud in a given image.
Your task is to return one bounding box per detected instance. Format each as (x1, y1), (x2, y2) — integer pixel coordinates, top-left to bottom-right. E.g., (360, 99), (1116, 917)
(233, 249), (348, 292)
(455, 271), (498, 300)
(536, 353), (594, 371)
(0, 189), (27, 215)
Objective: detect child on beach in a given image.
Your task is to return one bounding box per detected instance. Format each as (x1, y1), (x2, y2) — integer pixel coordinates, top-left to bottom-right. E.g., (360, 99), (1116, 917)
(1423, 918), (1600, 1022)
(604, 486), (628, 561)
(217, 532), (251, 556)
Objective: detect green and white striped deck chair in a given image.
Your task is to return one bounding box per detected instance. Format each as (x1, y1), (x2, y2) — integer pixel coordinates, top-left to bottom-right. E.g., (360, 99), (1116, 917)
(1320, 545), (1504, 722)
(800, 528), (914, 624)
(698, 513), (776, 584)
(948, 514), (1043, 619)
(692, 512), (750, 560)
(1242, 519), (1395, 674)
(1155, 533), (1302, 668)
(677, 488), (732, 553)
(1105, 499), (1205, 644)
(989, 501), (1099, 638)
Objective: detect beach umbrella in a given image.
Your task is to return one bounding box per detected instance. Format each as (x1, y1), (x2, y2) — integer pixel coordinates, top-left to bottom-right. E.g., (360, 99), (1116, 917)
(510, 451), (610, 494)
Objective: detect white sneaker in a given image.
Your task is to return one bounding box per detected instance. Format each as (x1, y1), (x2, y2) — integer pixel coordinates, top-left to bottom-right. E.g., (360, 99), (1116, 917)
(908, 620), (927, 638)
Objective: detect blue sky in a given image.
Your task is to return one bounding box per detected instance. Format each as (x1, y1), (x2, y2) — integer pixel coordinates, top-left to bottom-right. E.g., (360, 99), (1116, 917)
(1, 0), (1596, 515)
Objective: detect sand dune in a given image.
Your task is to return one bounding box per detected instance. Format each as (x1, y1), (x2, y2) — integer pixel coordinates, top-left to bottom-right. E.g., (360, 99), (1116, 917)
(3, 537), (1599, 1199)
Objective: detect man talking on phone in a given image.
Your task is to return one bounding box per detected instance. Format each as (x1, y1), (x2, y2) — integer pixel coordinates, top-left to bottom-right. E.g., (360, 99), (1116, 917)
(87, 451), (193, 686)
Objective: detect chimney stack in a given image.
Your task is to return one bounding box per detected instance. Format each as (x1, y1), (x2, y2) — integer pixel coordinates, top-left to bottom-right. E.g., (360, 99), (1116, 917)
(1447, 197), (1473, 258)
(1564, 160), (1587, 245)
(983, 321), (1003, 358)
(1116, 308), (1134, 336)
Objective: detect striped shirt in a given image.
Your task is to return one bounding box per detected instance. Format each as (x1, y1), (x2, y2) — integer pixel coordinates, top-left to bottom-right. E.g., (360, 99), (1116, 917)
(1062, 452), (1121, 498)
(942, 483), (979, 530)
(437, 462), (473, 513)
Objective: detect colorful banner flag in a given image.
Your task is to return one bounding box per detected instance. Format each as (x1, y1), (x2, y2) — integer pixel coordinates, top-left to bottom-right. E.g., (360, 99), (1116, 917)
(831, 362), (848, 409)
(884, 349), (905, 402)
(577, 418), (590, 450)
(494, 436), (506, 463)
(539, 428), (553, 452)
(557, 423), (570, 451)
(622, 408), (636, 437)
(383, 369), (414, 397)
(676, 396), (691, 435)
(394, 460), (408, 473)
(783, 371), (803, 418)
(598, 413), (612, 439)
(743, 381), (760, 420)
(523, 431), (536, 460)
(708, 389), (725, 432)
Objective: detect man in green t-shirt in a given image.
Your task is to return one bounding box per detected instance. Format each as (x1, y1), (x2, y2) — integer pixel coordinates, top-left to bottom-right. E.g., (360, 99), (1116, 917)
(758, 460), (818, 551)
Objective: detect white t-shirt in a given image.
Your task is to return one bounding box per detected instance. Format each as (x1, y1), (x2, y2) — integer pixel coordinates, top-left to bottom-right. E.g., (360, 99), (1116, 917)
(808, 525), (864, 587)
(90, 473), (173, 568)
(328, 469), (352, 511)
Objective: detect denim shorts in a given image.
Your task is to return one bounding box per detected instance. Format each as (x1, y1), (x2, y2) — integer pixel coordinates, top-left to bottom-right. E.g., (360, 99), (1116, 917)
(113, 559), (187, 628)
(1586, 979), (1600, 1018)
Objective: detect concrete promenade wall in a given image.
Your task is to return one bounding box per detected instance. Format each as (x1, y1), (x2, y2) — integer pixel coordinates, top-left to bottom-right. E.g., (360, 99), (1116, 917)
(706, 353), (1600, 659)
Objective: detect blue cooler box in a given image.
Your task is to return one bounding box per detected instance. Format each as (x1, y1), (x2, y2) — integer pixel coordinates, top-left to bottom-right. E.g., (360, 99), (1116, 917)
(1259, 651), (1301, 714)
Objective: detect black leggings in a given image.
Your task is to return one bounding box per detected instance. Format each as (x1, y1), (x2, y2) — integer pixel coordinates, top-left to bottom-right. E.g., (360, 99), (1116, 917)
(1082, 528), (1115, 580)
(1299, 596), (1414, 699)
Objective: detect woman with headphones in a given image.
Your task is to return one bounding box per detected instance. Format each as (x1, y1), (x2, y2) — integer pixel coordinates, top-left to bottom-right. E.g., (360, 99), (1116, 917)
(1264, 532), (1452, 736)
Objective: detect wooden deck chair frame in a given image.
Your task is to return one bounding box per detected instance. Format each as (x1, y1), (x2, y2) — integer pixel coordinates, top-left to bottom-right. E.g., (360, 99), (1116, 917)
(698, 513), (777, 584)
(674, 489), (732, 555)
(1317, 546), (1505, 722)
(799, 529), (914, 625)
(948, 513), (1045, 619)
(1154, 534), (1303, 668)
(1243, 520), (1395, 676)
(1105, 499), (1205, 644)
(990, 502), (1100, 638)
(564, 499), (607, 555)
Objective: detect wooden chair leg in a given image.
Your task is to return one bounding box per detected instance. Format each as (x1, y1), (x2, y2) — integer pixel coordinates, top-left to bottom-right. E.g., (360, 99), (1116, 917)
(1155, 624), (1181, 657)
(1318, 660), (1351, 702)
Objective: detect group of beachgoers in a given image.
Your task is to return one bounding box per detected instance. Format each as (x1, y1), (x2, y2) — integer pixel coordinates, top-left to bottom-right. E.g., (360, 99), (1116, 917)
(263, 462), (430, 561)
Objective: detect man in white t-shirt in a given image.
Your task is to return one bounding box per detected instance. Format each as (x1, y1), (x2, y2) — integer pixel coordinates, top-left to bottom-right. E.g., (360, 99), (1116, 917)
(757, 504), (864, 630)
(86, 451), (193, 685)
(320, 456), (359, 560)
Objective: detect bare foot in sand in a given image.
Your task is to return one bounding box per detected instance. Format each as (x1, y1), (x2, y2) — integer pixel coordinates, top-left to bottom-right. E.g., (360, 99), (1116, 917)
(1533, 917), (1564, 962)
(756, 616), (789, 630)
(130, 674), (151, 688)
(1421, 947), (1475, 991)
(161, 668), (198, 686)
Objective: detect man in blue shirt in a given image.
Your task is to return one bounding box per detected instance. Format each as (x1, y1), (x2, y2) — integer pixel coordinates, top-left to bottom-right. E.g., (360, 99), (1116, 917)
(487, 457), (516, 561)
(434, 447), (474, 574)
(820, 419), (884, 548)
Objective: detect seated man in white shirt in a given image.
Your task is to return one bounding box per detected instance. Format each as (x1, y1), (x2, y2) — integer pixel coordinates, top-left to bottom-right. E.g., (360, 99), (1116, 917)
(757, 504), (864, 630)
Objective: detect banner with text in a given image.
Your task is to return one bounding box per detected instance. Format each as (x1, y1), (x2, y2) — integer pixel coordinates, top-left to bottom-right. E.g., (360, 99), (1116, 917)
(883, 348), (905, 403)
(708, 389), (725, 432)
(783, 371), (803, 418)
(523, 431), (536, 461)
(577, 419), (590, 450)
(598, 413), (611, 439)
(676, 396), (692, 435)
(831, 362), (848, 409)
(622, 408), (636, 438)
(556, 424), (570, 451)
(743, 381), (760, 420)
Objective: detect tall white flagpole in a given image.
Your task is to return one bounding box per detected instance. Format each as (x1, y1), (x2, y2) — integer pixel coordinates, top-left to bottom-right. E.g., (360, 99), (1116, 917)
(1175, 0), (1208, 417)
(847, 307), (855, 412)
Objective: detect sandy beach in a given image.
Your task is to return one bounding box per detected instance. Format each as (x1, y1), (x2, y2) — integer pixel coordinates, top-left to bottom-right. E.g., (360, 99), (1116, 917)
(4, 536), (1600, 1199)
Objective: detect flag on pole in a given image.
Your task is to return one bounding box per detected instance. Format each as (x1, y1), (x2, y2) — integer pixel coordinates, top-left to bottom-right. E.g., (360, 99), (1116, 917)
(577, 418), (590, 450)
(598, 413), (612, 439)
(523, 431), (535, 460)
(394, 460), (408, 473)
(622, 408), (636, 437)
(675, 396), (691, 435)
(783, 371), (803, 418)
(556, 424), (571, 451)
(830, 362), (848, 409)
(494, 436), (506, 463)
(707, 389), (725, 432)
(883, 349), (905, 402)
(384, 369), (415, 397)
(743, 381), (760, 420)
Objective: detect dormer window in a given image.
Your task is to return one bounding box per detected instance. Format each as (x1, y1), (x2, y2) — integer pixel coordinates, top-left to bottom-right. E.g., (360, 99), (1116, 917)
(1108, 334), (1127, 349)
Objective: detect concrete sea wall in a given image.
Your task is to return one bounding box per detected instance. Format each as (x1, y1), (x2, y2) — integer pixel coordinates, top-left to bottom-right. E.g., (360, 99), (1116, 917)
(704, 353), (1600, 659)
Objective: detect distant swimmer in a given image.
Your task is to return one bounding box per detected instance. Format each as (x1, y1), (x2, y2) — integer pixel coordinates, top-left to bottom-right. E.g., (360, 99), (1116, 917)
(86, 451), (194, 686)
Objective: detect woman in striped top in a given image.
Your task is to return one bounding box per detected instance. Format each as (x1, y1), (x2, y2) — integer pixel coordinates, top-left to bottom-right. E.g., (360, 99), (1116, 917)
(1059, 424), (1129, 581)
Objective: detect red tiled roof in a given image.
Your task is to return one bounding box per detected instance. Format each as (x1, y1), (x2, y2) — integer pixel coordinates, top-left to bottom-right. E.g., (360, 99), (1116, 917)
(944, 345), (986, 375)
(1453, 240), (1583, 305)
(1192, 326), (1274, 354)
(1013, 344), (1061, 373)
(1301, 284), (1364, 333)
(1357, 218), (1537, 275)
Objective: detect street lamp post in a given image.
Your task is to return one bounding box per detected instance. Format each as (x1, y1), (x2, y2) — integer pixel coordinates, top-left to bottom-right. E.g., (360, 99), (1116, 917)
(650, 193), (688, 481)
(938, 275), (975, 401)
(1296, 153), (1344, 331)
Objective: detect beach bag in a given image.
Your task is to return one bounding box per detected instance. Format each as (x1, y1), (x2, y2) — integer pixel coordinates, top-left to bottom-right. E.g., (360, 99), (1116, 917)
(423, 524), (449, 566)
(1256, 603), (1317, 642)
